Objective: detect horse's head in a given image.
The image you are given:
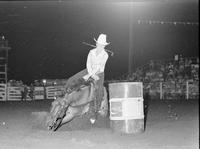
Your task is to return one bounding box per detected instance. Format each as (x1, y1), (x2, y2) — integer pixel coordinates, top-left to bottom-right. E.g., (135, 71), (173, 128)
(46, 97), (67, 131)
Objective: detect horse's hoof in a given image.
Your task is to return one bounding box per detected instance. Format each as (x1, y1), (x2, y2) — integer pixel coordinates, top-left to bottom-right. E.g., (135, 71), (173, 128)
(47, 126), (52, 130)
(51, 118), (62, 131)
(90, 118), (96, 124)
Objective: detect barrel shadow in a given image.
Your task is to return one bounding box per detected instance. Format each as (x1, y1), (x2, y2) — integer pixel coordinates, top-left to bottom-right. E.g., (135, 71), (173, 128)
(144, 92), (151, 131)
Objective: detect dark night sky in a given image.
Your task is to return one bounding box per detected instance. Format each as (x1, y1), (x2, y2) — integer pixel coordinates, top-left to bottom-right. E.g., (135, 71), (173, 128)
(0, 1), (199, 84)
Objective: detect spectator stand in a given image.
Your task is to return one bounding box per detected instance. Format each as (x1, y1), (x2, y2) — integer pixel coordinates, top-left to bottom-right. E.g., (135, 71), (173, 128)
(187, 80), (199, 99)
(113, 56), (199, 100)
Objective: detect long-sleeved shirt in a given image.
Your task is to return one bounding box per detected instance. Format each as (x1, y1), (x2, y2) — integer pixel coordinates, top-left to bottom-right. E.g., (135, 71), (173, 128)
(83, 48), (108, 80)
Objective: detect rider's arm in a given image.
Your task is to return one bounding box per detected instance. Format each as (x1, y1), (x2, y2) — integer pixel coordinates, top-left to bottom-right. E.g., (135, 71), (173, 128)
(86, 51), (93, 75)
(84, 50), (108, 80)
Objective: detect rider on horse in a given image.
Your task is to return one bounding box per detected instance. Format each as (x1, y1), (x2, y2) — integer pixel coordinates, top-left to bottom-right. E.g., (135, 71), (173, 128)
(64, 33), (110, 123)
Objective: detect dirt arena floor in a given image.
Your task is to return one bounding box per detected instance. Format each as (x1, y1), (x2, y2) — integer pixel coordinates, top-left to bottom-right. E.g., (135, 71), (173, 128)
(0, 99), (198, 149)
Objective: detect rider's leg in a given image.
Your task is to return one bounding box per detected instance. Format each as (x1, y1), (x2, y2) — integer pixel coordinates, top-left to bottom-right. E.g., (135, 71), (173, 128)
(95, 73), (105, 112)
(89, 73), (104, 124)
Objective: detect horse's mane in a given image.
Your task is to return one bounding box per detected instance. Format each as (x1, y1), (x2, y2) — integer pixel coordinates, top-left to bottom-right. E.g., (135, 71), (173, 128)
(66, 78), (94, 95)
(64, 78), (95, 107)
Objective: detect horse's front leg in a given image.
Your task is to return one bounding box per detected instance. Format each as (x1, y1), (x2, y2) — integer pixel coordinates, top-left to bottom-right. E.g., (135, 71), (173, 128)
(61, 107), (76, 124)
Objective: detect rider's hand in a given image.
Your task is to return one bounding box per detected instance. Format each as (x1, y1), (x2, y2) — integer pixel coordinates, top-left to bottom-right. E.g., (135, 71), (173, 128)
(92, 75), (99, 81)
(83, 74), (90, 81)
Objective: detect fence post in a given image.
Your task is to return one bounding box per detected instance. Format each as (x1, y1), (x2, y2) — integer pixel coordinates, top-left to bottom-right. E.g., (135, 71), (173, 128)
(6, 84), (8, 101)
(160, 82), (163, 100)
(186, 81), (189, 100)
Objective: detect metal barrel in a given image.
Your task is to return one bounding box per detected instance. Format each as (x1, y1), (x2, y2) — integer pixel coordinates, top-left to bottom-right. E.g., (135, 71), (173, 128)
(109, 82), (144, 134)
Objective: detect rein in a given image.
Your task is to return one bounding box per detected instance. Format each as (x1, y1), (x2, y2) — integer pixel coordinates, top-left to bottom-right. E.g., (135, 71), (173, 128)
(82, 42), (114, 56)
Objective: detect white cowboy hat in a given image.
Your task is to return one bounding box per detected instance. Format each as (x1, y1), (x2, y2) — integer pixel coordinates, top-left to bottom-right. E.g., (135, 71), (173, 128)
(94, 34), (110, 46)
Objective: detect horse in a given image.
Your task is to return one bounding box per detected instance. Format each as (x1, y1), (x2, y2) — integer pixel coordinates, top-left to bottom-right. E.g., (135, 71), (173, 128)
(46, 79), (108, 131)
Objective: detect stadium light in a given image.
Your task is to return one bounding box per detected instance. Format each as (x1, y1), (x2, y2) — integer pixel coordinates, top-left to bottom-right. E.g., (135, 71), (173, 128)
(42, 79), (47, 86)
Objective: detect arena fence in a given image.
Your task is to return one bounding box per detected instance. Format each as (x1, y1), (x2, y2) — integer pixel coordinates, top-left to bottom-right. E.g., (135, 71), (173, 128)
(0, 80), (199, 101)
(45, 86), (65, 99)
(34, 87), (45, 100)
(7, 86), (22, 101)
(0, 84), (65, 101)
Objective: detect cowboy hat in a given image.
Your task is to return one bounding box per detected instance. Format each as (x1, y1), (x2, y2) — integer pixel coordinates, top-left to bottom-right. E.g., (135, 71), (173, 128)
(94, 34), (110, 46)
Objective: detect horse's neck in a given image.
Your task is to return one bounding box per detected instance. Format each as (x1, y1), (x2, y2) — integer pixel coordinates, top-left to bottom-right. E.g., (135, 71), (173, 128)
(66, 82), (95, 107)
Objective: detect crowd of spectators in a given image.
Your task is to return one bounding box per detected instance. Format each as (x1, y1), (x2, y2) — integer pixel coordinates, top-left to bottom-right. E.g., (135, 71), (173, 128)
(126, 56), (199, 83)
(122, 56), (199, 99)
(7, 80), (24, 86)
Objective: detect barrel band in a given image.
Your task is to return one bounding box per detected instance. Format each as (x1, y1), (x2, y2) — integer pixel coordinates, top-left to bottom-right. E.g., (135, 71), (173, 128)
(109, 97), (144, 102)
(110, 115), (144, 120)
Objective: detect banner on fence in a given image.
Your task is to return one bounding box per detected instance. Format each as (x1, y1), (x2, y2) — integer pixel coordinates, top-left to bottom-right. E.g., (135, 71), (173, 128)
(46, 86), (64, 99)
(34, 87), (45, 100)
(7, 86), (22, 101)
